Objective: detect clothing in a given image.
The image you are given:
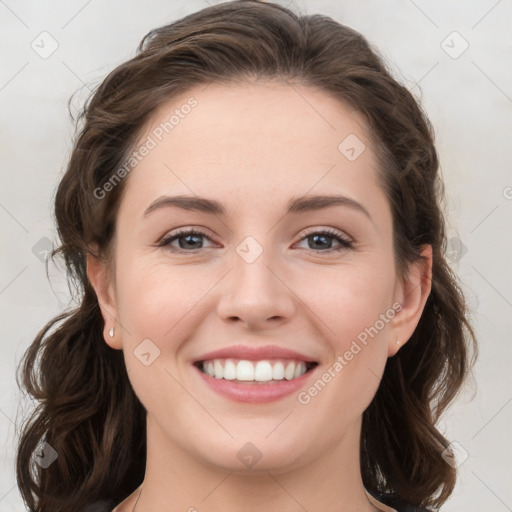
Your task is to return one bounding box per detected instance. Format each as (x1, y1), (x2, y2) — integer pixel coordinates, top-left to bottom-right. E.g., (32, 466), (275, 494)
(368, 490), (432, 512)
(85, 494), (431, 512)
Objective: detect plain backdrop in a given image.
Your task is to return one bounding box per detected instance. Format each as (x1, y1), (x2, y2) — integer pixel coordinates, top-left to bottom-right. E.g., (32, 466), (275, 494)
(1, 1), (511, 510)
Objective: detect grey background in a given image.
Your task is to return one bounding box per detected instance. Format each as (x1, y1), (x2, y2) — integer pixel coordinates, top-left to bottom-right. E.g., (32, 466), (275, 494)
(1, 0), (511, 510)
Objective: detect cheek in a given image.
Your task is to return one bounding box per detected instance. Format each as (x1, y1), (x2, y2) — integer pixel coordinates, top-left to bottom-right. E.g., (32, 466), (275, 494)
(114, 257), (219, 350)
(112, 259), (207, 408)
(294, 262), (394, 409)
(295, 260), (396, 347)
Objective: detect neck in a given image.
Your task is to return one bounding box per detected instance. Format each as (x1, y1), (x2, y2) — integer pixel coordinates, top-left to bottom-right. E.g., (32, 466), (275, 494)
(125, 415), (386, 512)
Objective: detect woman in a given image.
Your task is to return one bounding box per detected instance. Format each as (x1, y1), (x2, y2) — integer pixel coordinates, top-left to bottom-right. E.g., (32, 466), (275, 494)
(16, 1), (477, 511)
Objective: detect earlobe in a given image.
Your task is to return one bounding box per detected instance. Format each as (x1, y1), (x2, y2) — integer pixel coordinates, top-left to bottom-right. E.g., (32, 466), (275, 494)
(388, 245), (433, 357)
(86, 252), (122, 350)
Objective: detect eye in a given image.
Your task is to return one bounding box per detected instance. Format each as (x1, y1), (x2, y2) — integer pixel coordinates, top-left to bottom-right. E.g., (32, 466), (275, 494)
(157, 228), (216, 252)
(295, 228), (353, 253)
(157, 227), (353, 254)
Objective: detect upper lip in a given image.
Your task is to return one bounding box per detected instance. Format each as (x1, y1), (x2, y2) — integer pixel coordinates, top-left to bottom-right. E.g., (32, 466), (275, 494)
(193, 344), (318, 363)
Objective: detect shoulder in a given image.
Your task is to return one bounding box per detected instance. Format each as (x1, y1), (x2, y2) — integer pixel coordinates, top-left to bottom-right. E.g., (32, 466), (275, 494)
(368, 490), (432, 512)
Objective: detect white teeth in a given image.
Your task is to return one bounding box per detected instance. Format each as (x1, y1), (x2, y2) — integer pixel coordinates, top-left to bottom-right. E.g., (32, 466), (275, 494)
(223, 359), (237, 380)
(200, 358), (309, 382)
(294, 362), (305, 379)
(214, 360), (223, 379)
(205, 361), (215, 377)
(237, 360), (255, 381)
(272, 361), (285, 380)
(284, 361), (296, 380)
(254, 361), (273, 381)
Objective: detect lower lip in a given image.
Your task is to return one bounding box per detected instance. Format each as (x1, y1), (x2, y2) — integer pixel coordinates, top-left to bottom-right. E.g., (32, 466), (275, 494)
(193, 364), (318, 403)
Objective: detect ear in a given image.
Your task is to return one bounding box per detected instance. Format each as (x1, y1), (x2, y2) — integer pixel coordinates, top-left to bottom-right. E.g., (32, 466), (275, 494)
(388, 244), (433, 357)
(86, 250), (122, 350)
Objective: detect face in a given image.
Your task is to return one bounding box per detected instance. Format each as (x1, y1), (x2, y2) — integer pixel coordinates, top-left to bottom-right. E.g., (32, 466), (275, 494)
(89, 81), (431, 474)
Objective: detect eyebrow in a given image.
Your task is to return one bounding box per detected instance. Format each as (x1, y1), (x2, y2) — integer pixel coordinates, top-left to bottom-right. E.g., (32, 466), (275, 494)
(143, 194), (372, 221)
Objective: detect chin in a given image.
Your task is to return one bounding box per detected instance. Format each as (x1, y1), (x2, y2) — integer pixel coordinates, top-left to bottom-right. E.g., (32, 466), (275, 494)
(192, 433), (311, 474)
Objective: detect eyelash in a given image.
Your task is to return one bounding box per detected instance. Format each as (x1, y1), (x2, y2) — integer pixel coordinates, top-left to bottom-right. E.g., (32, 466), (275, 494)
(157, 227), (354, 254)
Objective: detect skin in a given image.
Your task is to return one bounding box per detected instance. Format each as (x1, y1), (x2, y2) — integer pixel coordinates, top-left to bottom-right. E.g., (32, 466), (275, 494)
(87, 81), (432, 512)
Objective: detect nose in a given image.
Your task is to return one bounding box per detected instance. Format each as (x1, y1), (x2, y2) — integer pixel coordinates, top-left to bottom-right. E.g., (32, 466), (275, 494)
(216, 245), (296, 330)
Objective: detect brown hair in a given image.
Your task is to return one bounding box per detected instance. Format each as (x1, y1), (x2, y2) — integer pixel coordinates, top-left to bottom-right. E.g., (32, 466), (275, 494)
(16, 1), (477, 510)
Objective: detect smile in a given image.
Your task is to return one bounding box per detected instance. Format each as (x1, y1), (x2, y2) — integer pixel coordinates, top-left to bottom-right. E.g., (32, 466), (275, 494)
(196, 358), (318, 383)
(193, 358), (319, 403)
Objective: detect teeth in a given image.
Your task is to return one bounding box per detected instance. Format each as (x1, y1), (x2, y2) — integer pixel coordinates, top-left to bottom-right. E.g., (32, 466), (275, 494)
(272, 361), (285, 380)
(237, 360), (255, 381)
(200, 359), (309, 382)
(214, 360), (223, 379)
(254, 361), (273, 381)
(284, 361), (296, 380)
(205, 361), (215, 377)
(223, 359), (237, 380)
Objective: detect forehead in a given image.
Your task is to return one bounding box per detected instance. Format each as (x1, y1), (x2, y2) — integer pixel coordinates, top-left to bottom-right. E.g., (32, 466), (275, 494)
(120, 81), (387, 219)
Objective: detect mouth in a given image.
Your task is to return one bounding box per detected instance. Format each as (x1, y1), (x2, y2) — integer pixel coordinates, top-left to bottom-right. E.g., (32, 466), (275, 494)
(193, 358), (319, 384)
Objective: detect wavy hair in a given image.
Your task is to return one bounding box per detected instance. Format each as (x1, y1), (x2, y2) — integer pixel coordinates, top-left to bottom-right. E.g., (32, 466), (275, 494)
(16, 1), (477, 510)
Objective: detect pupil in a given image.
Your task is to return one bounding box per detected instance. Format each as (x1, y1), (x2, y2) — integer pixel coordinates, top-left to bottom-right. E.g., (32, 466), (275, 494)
(181, 234), (202, 249)
(310, 234), (330, 250)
